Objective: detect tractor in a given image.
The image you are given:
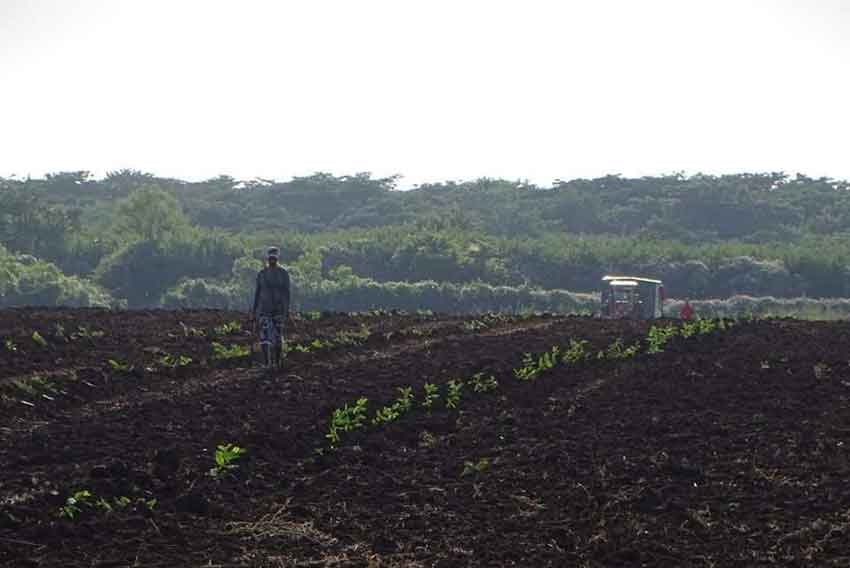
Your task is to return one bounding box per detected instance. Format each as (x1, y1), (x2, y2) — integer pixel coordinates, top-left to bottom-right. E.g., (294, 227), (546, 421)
(599, 275), (665, 319)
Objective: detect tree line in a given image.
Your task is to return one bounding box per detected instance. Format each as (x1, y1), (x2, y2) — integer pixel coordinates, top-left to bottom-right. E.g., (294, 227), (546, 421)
(1, 170), (849, 311)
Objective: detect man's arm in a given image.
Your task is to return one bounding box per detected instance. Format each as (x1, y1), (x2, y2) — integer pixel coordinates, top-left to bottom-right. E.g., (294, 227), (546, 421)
(283, 269), (291, 316)
(252, 272), (262, 316)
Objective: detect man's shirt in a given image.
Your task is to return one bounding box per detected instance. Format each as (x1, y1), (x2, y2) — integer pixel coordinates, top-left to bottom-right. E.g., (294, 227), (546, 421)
(253, 265), (291, 316)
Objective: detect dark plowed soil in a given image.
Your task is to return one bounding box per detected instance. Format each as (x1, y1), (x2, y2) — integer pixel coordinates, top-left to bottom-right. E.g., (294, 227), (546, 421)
(1, 310), (848, 567)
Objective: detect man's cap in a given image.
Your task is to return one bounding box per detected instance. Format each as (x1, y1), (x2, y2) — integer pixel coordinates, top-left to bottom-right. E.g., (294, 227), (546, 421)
(267, 246), (280, 259)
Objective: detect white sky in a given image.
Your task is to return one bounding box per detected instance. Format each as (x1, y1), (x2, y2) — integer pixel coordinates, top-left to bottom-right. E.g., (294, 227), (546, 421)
(1, 0), (848, 187)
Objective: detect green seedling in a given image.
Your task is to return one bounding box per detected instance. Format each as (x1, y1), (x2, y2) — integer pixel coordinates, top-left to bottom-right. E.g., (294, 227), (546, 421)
(462, 457), (490, 477)
(679, 320), (699, 339)
(58, 490), (154, 519)
(370, 385), (418, 425)
(213, 321), (242, 336)
(334, 325), (371, 346)
(696, 318), (716, 335)
(514, 353), (538, 381)
(53, 323), (68, 342)
(211, 342), (250, 360)
(159, 353), (193, 368)
(463, 319), (489, 332)
(372, 405), (400, 426)
(446, 380), (463, 409)
(286, 338), (330, 354)
(95, 497), (113, 512)
(603, 338), (640, 360)
(114, 496), (132, 509)
(107, 358), (135, 373)
(365, 309), (391, 317)
(373, 385), (416, 425)
(4, 339), (17, 352)
(563, 339), (590, 364)
(326, 397), (369, 445)
(209, 443), (247, 477)
(646, 325), (677, 354)
(422, 382), (440, 409)
(71, 326), (105, 343)
(395, 386), (414, 413)
(514, 345), (561, 381)
(538, 346), (560, 371)
(113, 495), (155, 511)
(32, 331), (48, 348)
(58, 490), (93, 520)
(469, 372), (498, 393)
(284, 336), (345, 354)
(13, 375), (58, 398)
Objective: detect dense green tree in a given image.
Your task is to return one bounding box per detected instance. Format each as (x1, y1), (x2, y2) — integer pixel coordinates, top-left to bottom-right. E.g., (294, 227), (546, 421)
(0, 181), (80, 262)
(94, 230), (242, 307)
(104, 169), (157, 198)
(0, 244), (114, 307)
(112, 185), (192, 243)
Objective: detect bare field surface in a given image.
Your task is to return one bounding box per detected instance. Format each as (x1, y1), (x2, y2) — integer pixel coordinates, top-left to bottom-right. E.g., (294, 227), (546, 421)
(1, 308), (849, 567)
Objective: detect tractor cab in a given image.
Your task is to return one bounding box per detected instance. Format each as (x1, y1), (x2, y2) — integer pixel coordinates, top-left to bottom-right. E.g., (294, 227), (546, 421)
(600, 276), (665, 319)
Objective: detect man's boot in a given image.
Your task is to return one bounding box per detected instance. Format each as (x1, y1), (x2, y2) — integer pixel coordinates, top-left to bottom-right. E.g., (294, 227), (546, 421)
(274, 342), (283, 369)
(261, 344), (271, 368)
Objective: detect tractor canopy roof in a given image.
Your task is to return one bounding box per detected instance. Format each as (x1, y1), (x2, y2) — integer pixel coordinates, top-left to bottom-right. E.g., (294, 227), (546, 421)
(608, 279), (639, 287)
(602, 275), (663, 285)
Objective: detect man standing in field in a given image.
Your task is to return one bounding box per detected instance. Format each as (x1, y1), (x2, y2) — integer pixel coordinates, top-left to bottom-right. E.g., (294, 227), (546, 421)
(252, 246), (291, 369)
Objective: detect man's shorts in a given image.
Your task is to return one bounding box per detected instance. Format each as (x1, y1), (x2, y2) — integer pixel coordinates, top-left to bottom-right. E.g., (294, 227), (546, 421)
(258, 315), (285, 346)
